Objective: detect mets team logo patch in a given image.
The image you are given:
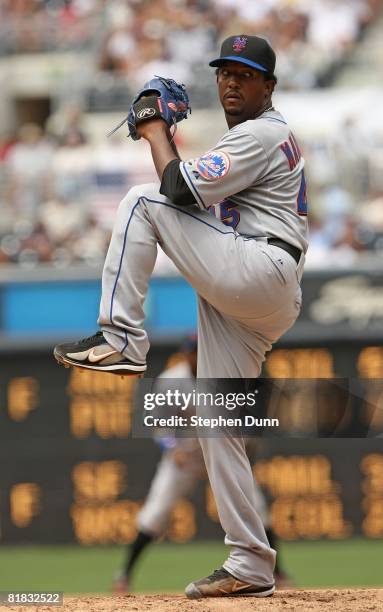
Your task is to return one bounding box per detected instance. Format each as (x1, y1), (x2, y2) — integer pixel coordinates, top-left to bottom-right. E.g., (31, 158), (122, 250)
(233, 36), (247, 52)
(196, 151), (231, 181)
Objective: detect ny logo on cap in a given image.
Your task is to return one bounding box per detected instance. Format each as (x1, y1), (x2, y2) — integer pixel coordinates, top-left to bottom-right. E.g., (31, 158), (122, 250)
(232, 36), (247, 52)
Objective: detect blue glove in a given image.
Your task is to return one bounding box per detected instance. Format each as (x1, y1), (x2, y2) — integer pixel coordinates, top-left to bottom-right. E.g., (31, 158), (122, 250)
(107, 76), (191, 141)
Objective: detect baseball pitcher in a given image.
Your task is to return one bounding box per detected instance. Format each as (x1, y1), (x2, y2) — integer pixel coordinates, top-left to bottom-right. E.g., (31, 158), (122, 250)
(54, 34), (308, 598)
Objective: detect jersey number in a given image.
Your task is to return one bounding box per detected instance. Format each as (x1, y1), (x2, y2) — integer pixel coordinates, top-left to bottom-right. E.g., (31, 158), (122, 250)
(297, 170), (308, 216)
(215, 200), (240, 229)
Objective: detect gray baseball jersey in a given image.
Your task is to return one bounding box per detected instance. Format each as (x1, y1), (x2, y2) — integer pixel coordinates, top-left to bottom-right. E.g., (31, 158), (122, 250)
(98, 105), (307, 587)
(180, 109), (308, 252)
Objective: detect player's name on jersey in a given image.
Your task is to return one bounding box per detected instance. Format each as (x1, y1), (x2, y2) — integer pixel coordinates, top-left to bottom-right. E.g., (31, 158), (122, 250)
(143, 414), (279, 429)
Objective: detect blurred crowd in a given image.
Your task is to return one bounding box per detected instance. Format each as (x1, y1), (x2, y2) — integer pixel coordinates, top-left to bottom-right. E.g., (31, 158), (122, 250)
(0, 106), (158, 267)
(0, 0), (381, 93)
(0, 0), (382, 269)
(1, 104), (383, 269)
(301, 109), (383, 267)
(0, 0), (101, 53)
(96, 0), (380, 93)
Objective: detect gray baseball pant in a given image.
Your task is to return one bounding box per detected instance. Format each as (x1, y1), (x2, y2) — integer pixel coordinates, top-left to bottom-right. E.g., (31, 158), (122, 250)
(98, 184), (303, 585)
(137, 444), (204, 536)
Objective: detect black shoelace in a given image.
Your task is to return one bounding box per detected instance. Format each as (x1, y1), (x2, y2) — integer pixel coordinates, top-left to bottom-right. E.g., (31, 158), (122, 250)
(77, 331), (103, 344)
(207, 568), (230, 582)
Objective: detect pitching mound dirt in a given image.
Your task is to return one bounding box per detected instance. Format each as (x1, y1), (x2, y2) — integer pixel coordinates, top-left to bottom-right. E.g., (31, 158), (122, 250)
(1, 589), (382, 612)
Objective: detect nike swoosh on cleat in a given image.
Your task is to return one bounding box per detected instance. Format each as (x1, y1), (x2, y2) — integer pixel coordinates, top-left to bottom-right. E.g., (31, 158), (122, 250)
(232, 581), (253, 593)
(87, 348), (119, 363)
(218, 582), (252, 595)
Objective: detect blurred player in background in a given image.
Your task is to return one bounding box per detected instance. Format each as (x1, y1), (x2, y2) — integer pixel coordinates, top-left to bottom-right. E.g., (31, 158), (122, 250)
(113, 336), (291, 593)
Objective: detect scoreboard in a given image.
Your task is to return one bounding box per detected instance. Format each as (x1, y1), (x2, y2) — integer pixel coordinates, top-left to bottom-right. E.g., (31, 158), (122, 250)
(1, 344), (383, 545)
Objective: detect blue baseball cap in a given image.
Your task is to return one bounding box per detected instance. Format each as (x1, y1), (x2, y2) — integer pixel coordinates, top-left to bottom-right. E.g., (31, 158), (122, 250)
(209, 35), (276, 75)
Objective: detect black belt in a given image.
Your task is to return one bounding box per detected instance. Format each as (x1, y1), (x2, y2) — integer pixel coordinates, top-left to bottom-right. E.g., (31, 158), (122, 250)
(268, 238), (301, 264)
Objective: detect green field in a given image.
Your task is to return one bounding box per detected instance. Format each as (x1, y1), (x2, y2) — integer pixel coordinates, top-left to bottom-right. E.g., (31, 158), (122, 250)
(0, 539), (382, 593)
